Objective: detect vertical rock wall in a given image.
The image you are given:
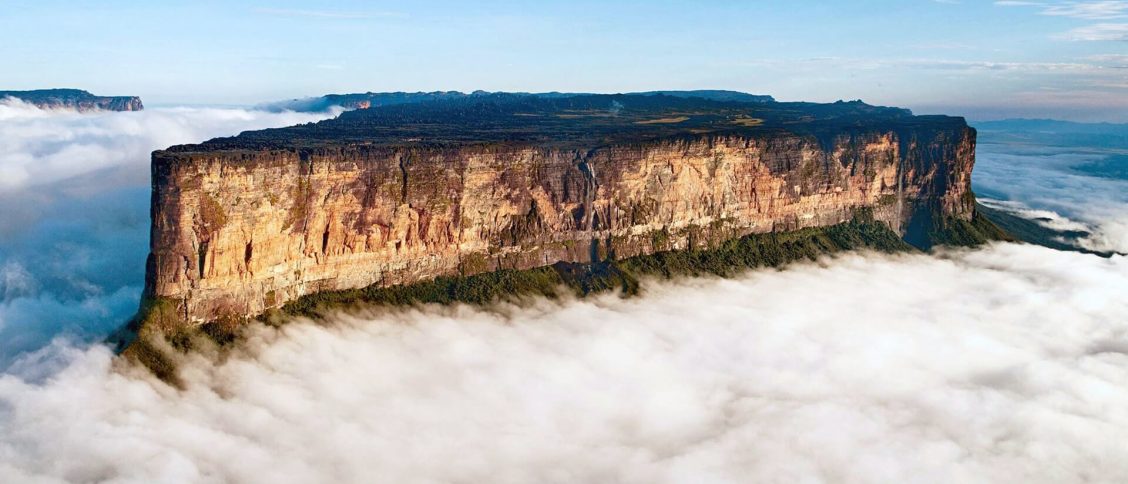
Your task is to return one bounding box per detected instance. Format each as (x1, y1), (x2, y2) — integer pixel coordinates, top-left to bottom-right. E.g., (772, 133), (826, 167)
(146, 125), (976, 322)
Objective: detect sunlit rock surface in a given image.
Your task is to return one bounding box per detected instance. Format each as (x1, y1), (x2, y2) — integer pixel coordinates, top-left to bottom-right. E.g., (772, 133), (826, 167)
(144, 93), (977, 323)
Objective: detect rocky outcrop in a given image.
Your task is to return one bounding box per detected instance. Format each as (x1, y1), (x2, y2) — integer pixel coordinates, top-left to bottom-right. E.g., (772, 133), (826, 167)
(0, 89), (143, 112)
(143, 93), (980, 325)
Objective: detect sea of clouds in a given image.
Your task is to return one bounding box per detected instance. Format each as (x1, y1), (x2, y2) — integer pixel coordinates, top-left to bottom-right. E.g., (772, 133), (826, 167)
(1, 245), (1126, 483)
(973, 138), (1128, 253)
(0, 100), (335, 363)
(0, 104), (1126, 482)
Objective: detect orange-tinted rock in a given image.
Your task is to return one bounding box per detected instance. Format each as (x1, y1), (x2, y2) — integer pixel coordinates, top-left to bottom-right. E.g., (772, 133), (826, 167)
(146, 124), (976, 323)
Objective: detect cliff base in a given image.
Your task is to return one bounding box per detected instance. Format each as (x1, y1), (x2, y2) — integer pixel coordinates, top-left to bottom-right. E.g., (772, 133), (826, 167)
(975, 203), (1124, 257)
(121, 213), (934, 386)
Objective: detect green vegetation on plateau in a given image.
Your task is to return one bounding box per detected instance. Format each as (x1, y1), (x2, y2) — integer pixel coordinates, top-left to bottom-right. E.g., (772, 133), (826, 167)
(168, 92), (954, 153)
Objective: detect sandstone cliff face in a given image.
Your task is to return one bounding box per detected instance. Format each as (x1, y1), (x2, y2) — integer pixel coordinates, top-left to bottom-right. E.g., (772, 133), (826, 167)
(89, 96), (144, 112)
(0, 89), (143, 112)
(146, 123), (976, 323)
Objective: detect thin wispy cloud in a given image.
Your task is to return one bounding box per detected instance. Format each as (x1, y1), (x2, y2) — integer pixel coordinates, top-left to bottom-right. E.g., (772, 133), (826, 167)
(1094, 80), (1128, 87)
(1087, 53), (1128, 63)
(252, 8), (405, 19)
(997, 1), (1128, 40)
(910, 41), (989, 50)
(1057, 22), (1128, 40)
(995, 0), (1128, 18)
(740, 56), (1115, 75)
(1043, 1), (1128, 19)
(908, 59), (1106, 71)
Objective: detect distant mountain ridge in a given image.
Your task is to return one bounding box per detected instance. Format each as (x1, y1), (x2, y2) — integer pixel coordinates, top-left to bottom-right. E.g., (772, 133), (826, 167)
(0, 89), (143, 112)
(974, 118), (1128, 152)
(262, 89), (776, 113)
(976, 118), (1128, 133)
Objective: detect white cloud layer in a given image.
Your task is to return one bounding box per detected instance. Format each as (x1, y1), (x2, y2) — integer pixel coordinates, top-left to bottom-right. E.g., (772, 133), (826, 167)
(0, 103), (338, 364)
(1, 98), (1125, 483)
(0, 99), (335, 193)
(973, 142), (1128, 253)
(0, 244), (1126, 483)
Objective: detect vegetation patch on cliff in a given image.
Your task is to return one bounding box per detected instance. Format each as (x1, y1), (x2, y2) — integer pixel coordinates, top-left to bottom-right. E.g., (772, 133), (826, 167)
(927, 210), (1015, 248)
(623, 215), (912, 279)
(121, 214), (925, 384)
(283, 178), (312, 231)
(976, 203), (1119, 257)
(115, 297), (186, 386)
(197, 194), (227, 236)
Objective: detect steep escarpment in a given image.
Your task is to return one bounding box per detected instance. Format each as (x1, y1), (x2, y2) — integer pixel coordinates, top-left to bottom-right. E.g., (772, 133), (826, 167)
(0, 89), (143, 111)
(136, 93), (993, 335)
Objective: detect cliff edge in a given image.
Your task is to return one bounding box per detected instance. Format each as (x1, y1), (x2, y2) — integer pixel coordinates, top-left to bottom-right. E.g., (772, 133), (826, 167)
(0, 88), (144, 112)
(139, 92), (998, 332)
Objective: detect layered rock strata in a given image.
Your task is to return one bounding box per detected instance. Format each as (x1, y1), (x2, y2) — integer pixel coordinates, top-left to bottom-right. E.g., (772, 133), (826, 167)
(144, 93), (978, 324)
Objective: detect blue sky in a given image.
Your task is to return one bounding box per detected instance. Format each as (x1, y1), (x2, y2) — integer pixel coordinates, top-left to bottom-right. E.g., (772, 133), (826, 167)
(1, 0), (1126, 121)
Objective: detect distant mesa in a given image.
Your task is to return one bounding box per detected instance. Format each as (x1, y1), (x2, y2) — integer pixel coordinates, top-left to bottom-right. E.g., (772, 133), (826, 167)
(0, 88), (144, 112)
(262, 89), (776, 113)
